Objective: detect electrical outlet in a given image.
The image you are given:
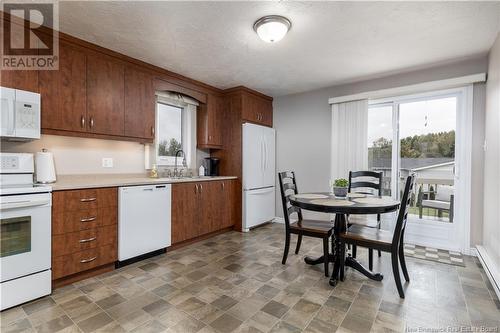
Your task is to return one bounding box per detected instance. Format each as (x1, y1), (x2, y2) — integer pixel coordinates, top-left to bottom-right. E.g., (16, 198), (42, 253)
(102, 158), (113, 168)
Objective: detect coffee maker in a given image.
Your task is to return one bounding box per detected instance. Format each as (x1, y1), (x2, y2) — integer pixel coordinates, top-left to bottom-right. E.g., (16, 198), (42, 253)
(204, 157), (220, 176)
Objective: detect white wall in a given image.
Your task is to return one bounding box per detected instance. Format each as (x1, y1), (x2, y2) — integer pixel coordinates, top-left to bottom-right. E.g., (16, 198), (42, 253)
(0, 135), (210, 175)
(274, 56), (488, 247)
(483, 33), (500, 271)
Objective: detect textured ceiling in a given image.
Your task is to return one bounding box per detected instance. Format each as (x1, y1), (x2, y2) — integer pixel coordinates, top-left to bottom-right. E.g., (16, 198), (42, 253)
(58, 1), (500, 97)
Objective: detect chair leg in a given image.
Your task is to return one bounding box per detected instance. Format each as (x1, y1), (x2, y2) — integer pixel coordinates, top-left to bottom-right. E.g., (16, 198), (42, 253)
(391, 251), (405, 298)
(368, 249), (373, 271)
(295, 234), (303, 254)
(378, 223), (382, 257)
(282, 232), (290, 265)
(352, 245), (357, 258)
(323, 237), (329, 277)
(399, 241), (410, 282)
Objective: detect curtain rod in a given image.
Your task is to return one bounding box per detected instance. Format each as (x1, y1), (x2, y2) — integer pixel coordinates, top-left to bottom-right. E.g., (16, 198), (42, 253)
(328, 73), (486, 104)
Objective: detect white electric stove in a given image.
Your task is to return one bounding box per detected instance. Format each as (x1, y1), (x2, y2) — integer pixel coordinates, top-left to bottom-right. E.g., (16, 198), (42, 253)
(0, 153), (52, 310)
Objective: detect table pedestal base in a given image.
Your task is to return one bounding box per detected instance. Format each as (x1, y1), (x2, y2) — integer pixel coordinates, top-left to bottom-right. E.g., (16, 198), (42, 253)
(304, 254), (335, 265)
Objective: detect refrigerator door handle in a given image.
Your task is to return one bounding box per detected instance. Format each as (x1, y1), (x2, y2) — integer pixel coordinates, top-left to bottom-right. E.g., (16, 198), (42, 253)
(260, 138), (265, 172)
(248, 187), (274, 195)
(264, 139), (267, 171)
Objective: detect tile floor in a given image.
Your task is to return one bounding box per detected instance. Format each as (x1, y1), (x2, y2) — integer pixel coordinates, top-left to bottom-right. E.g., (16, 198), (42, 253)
(2, 223), (499, 333)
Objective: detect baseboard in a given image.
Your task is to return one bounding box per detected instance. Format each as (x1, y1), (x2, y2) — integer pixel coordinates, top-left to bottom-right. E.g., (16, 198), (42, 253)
(476, 245), (500, 300)
(272, 217), (284, 224)
(463, 247), (478, 257)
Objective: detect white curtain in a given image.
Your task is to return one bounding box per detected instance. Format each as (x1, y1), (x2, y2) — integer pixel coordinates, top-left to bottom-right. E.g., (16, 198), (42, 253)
(330, 99), (369, 180)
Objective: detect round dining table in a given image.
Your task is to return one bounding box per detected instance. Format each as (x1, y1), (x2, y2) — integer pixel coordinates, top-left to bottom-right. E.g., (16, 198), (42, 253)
(288, 192), (400, 287)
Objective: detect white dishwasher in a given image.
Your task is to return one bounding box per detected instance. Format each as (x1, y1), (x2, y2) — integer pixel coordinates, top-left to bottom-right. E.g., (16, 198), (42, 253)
(118, 184), (171, 262)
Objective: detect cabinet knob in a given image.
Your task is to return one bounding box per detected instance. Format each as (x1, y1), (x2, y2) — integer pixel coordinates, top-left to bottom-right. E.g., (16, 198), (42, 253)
(89, 117), (94, 128)
(151, 126), (155, 136)
(81, 115), (85, 128)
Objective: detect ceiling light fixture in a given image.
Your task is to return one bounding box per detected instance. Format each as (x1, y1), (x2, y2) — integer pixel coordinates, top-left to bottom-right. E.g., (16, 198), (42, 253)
(253, 15), (291, 43)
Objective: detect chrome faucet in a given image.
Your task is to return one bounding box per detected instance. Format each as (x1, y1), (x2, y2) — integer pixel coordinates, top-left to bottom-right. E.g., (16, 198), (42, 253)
(174, 150), (187, 178)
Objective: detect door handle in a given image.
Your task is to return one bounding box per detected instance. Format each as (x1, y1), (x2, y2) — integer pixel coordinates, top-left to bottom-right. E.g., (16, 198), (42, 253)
(263, 140), (267, 171)
(80, 197), (96, 202)
(249, 187), (274, 195)
(194, 184), (198, 194)
(79, 237), (97, 243)
(4, 96), (15, 135)
(81, 115), (85, 128)
(151, 126), (155, 136)
(261, 138), (265, 172)
(80, 216), (97, 222)
(0, 199), (50, 210)
(89, 117), (94, 128)
(80, 256), (97, 263)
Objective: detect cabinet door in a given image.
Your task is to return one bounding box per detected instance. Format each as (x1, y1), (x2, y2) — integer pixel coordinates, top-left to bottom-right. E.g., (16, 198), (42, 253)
(241, 94), (259, 124)
(171, 183), (198, 244)
(124, 67), (155, 139)
(39, 41), (87, 132)
(259, 98), (273, 127)
(220, 180), (235, 229)
(242, 93), (273, 127)
(0, 20), (39, 92)
(87, 54), (125, 136)
(197, 95), (222, 148)
(209, 96), (223, 146)
(199, 181), (219, 234)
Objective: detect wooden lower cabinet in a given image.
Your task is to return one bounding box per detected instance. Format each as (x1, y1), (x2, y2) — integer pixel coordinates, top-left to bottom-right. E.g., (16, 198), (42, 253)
(52, 244), (117, 280)
(52, 188), (118, 284)
(172, 180), (235, 244)
(171, 182), (199, 243)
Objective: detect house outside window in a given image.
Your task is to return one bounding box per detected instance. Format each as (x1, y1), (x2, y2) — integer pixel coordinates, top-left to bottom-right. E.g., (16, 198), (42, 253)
(145, 92), (199, 168)
(156, 102), (184, 166)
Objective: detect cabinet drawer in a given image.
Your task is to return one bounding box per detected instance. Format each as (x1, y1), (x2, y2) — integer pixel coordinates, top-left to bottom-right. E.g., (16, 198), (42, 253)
(53, 188), (117, 213)
(52, 207), (117, 235)
(52, 225), (117, 257)
(52, 244), (117, 280)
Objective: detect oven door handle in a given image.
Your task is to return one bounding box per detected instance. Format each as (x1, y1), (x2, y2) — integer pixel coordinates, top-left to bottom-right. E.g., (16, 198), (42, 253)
(0, 199), (51, 211)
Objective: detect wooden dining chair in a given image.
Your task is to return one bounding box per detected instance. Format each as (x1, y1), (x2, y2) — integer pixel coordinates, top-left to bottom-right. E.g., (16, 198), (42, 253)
(348, 170), (383, 270)
(278, 171), (334, 277)
(339, 174), (415, 298)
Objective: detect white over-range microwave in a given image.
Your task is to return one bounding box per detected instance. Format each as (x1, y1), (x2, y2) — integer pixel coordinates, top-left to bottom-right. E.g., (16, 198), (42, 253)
(0, 86), (41, 140)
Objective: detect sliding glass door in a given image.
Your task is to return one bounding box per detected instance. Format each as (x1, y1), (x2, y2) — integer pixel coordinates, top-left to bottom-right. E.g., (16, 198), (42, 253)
(367, 87), (470, 252)
(398, 96), (456, 226)
(367, 104), (394, 196)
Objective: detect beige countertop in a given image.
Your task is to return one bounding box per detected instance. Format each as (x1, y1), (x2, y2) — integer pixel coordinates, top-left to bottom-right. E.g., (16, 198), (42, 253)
(50, 174), (238, 191)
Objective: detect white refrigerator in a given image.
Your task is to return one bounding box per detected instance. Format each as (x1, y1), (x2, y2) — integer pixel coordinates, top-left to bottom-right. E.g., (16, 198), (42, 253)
(242, 123), (276, 231)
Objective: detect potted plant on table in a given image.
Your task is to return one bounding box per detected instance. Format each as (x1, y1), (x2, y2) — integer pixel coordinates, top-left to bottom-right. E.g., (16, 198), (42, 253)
(333, 178), (349, 198)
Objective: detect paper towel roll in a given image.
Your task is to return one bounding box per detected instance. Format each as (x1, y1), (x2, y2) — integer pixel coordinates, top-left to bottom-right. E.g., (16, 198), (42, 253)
(35, 149), (56, 183)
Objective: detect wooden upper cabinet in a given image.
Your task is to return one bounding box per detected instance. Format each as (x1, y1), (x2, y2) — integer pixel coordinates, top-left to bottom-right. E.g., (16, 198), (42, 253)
(197, 94), (223, 149)
(86, 53), (125, 136)
(39, 41), (87, 132)
(124, 67), (155, 140)
(241, 93), (273, 127)
(0, 18), (39, 92)
(258, 98), (273, 127)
